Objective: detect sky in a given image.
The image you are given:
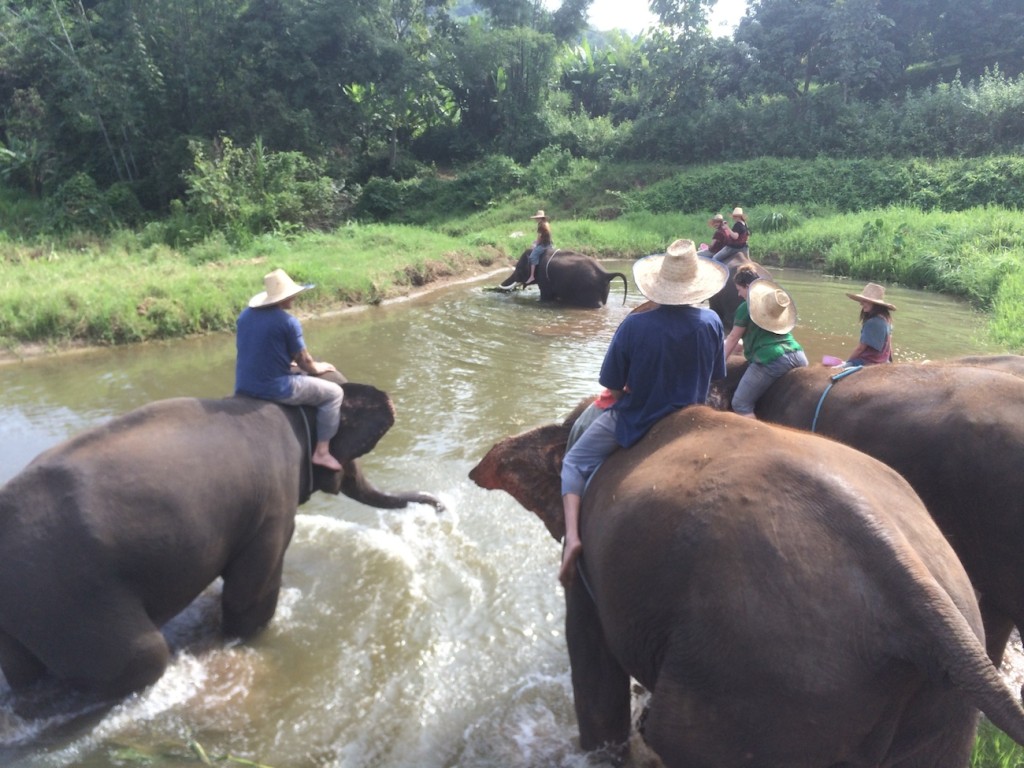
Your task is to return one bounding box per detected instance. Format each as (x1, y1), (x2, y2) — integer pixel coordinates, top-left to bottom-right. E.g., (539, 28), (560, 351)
(550, 0), (750, 37)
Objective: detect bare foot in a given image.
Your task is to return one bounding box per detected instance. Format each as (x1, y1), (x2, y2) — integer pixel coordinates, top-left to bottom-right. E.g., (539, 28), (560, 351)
(559, 539), (583, 587)
(312, 451), (342, 472)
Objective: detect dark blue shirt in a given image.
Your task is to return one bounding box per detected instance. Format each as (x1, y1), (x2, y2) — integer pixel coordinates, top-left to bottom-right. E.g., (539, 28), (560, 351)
(235, 306), (305, 400)
(600, 304), (725, 448)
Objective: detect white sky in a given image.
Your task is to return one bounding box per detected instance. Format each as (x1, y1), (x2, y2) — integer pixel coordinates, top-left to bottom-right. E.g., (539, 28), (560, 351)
(551, 0), (750, 37)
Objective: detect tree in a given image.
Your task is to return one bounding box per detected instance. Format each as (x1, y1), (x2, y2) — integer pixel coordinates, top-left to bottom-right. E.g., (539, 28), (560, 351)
(821, 0), (897, 101)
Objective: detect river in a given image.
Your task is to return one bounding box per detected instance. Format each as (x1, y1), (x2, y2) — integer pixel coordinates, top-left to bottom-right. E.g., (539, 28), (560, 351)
(0, 264), (1004, 767)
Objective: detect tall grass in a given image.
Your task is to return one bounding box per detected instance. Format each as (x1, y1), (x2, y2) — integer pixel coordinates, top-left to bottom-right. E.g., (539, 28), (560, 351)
(972, 720), (1024, 768)
(1, 202), (1022, 353)
(0, 225), (497, 352)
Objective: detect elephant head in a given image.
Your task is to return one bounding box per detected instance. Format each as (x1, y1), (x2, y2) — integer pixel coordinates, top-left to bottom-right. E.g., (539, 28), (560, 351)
(469, 398), (590, 541)
(310, 369), (444, 511)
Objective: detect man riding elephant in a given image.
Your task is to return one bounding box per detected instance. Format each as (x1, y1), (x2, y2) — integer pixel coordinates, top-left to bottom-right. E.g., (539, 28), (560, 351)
(0, 375), (442, 699)
(558, 239), (727, 584)
(472, 404), (1024, 768)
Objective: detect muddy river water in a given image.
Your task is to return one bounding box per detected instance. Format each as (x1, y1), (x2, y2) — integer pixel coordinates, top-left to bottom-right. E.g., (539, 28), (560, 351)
(0, 264), (1006, 767)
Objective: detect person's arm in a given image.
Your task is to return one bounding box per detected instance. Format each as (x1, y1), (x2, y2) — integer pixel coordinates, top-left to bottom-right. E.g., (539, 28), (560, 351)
(294, 347), (336, 375)
(723, 324), (746, 359)
(846, 342), (869, 362)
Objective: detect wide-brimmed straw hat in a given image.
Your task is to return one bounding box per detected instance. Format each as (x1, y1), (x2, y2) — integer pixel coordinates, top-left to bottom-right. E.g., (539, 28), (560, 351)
(632, 239), (729, 306)
(248, 268), (315, 308)
(709, 213), (725, 225)
(529, 210), (548, 220)
(846, 282), (896, 311)
(748, 278), (797, 334)
(731, 207), (746, 221)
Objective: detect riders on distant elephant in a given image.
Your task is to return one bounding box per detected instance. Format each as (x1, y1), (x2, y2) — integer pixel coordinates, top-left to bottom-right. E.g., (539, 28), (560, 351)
(525, 209), (554, 286)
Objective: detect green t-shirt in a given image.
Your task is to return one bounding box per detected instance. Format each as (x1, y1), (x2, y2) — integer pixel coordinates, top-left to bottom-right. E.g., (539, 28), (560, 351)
(734, 301), (803, 364)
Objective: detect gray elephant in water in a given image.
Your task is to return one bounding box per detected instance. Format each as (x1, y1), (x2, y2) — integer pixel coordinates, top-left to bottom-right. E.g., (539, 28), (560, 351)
(0, 371), (441, 698)
(498, 248), (628, 308)
(471, 405), (1024, 768)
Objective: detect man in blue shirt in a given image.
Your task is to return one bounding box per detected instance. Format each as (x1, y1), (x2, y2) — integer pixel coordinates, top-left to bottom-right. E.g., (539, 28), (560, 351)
(559, 240), (728, 585)
(236, 269), (344, 471)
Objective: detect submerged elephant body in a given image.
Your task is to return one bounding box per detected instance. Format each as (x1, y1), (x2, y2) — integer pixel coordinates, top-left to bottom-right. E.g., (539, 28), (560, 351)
(471, 406), (1024, 767)
(710, 359), (1024, 663)
(0, 376), (441, 697)
(500, 248), (628, 308)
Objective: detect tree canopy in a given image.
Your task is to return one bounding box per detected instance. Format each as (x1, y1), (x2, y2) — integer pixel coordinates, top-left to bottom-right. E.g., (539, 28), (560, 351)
(0, 0), (1021, 228)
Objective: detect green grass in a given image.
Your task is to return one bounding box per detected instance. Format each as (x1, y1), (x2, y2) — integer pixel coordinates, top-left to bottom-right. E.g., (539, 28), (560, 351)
(2, 202), (1023, 353)
(973, 720), (1024, 767)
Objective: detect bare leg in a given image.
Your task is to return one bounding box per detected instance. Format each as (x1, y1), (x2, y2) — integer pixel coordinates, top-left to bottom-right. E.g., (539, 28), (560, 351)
(560, 492), (583, 587)
(311, 439), (342, 471)
(525, 264), (537, 285)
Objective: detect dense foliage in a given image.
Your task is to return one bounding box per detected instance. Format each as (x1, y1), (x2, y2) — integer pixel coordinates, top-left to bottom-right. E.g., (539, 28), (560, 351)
(1, 0), (1022, 241)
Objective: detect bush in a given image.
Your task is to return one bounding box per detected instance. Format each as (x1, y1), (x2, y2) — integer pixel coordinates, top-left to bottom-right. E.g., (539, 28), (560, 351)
(48, 172), (113, 233)
(182, 136), (351, 243)
(105, 182), (145, 229)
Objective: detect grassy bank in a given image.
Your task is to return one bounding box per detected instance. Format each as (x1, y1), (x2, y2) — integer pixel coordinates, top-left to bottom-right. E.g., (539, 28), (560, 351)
(1, 204), (1022, 356)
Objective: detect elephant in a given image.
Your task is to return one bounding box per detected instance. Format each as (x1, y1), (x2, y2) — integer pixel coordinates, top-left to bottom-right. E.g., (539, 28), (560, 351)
(707, 251), (772, 331)
(470, 404), (1024, 767)
(0, 371), (442, 699)
(498, 248), (628, 308)
(944, 353), (1024, 376)
(708, 358), (1024, 664)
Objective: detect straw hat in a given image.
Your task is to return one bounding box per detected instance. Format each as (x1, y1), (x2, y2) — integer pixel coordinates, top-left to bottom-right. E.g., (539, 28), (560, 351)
(632, 239), (729, 306)
(748, 278), (797, 334)
(529, 210), (548, 220)
(248, 268), (315, 308)
(731, 207), (746, 221)
(845, 282), (896, 311)
(709, 213), (725, 225)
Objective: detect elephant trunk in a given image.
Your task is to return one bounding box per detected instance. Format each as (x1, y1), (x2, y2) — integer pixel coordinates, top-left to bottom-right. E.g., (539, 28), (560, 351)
(335, 460), (445, 512)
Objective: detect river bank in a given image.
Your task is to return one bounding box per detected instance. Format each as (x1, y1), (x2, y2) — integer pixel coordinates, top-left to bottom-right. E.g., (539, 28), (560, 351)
(0, 258), (510, 367)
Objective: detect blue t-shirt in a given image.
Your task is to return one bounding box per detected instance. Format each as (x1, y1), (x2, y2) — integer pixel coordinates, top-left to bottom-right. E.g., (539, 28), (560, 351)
(235, 306), (306, 400)
(600, 304), (726, 448)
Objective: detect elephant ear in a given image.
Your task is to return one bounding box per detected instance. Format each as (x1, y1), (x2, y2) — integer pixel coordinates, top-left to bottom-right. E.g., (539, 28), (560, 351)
(330, 382), (396, 461)
(469, 398), (591, 542)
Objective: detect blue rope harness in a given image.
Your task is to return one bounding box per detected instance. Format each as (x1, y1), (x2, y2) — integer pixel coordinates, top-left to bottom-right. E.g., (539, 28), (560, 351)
(811, 365), (863, 432)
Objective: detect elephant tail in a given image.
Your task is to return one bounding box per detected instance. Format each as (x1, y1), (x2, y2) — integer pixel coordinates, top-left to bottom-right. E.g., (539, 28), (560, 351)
(608, 273), (628, 305)
(831, 480), (1024, 745)
(921, 586), (1024, 745)
(870, 520), (1024, 743)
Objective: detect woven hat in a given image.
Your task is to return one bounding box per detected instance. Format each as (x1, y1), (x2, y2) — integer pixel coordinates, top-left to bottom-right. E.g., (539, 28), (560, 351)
(709, 213), (725, 225)
(846, 282), (896, 311)
(748, 278), (797, 334)
(731, 207), (746, 221)
(248, 268), (315, 308)
(632, 239), (729, 306)
(529, 210), (548, 220)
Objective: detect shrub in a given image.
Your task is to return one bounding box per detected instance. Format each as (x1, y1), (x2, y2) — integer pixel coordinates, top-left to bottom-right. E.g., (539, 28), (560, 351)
(105, 182), (145, 229)
(48, 172), (113, 233)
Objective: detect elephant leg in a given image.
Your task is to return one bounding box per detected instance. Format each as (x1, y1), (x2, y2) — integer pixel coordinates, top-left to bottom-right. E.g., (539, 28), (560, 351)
(220, 515), (294, 639)
(565, 577), (630, 751)
(59, 602), (171, 697)
(0, 628), (45, 690)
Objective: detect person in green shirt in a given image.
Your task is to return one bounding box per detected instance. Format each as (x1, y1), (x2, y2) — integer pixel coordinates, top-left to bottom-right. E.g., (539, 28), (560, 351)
(722, 265), (808, 418)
